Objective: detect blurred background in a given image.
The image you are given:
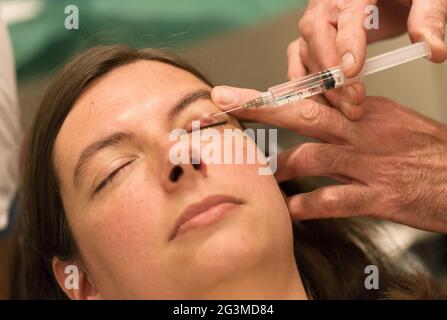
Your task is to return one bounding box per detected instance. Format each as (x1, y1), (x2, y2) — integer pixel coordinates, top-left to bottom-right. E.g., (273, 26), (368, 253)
(1, 0), (446, 298)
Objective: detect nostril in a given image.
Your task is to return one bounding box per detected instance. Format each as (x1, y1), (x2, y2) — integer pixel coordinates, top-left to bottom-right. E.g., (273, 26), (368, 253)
(169, 165), (184, 182)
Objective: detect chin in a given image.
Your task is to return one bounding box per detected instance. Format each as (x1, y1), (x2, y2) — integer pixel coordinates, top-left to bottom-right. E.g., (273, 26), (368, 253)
(184, 222), (268, 277)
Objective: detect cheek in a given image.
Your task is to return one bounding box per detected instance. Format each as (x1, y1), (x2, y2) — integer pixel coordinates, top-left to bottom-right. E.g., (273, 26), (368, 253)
(67, 178), (168, 292)
(214, 160), (287, 216)
(208, 134), (290, 234)
(212, 132), (282, 201)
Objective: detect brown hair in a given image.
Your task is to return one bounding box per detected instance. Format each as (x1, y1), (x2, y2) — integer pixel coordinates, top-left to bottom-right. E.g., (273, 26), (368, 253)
(10, 46), (446, 299)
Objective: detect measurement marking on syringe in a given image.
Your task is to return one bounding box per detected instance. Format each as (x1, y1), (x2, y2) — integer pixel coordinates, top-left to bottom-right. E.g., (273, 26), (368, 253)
(281, 93), (297, 104)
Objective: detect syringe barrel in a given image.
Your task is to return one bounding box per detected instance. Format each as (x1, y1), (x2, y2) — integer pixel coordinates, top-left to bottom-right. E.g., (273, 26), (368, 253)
(264, 41), (429, 107)
(361, 41), (430, 76)
(266, 67), (345, 107)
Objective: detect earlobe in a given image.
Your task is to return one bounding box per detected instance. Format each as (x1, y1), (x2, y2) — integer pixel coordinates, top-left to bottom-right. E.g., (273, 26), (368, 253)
(52, 257), (101, 300)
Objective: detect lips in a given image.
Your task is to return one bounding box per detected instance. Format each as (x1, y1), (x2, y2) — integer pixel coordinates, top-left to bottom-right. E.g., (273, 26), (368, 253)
(170, 194), (243, 240)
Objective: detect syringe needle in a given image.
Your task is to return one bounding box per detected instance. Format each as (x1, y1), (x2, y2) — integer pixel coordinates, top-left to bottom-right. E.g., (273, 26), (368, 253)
(211, 105), (246, 117)
(211, 96), (266, 117)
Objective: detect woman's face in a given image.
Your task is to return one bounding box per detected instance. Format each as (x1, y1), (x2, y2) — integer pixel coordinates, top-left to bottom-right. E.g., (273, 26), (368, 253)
(53, 60), (294, 298)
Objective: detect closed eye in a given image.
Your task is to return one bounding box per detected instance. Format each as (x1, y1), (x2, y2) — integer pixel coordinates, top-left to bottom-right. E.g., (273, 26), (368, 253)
(188, 119), (228, 133)
(94, 160), (134, 195)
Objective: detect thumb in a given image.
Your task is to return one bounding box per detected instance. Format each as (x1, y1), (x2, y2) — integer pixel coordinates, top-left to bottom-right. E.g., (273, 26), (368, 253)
(335, 0), (372, 77)
(211, 85), (261, 111)
(408, 0), (447, 63)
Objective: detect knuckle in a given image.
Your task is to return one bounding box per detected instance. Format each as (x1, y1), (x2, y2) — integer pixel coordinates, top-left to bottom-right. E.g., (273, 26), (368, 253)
(318, 189), (340, 214)
(298, 100), (323, 123)
(287, 196), (301, 217)
(299, 12), (315, 38)
(336, 0), (355, 11)
(337, 0), (375, 11)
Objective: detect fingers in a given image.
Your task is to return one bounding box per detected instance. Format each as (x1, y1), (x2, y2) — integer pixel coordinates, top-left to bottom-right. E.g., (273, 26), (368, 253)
(325, 83), (366, 120)
(287, 38), (308, 79)
(287, 37), (362, 116)
(211, 86), (358, 143)
(295, 0), (374, 117)
(274, 143), (371, 183)
(299, 3), (339, 71)
(408, 0), (447, 63)
(326, 0), (372, 119)
(336, 0), (376, 77)
(286, 184), (371, 220)
(286, 37), (366, 120)
(298, 3), (359, 113)
(211, 86), (260, 108)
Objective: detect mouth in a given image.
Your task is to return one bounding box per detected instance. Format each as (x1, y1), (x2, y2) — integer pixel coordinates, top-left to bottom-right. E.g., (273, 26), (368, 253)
(170, 194), (243, 241)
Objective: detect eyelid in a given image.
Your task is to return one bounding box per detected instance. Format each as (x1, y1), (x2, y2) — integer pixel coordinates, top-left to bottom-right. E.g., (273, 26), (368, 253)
(93, 158), (135, 195)
(187, 118), (228, 133)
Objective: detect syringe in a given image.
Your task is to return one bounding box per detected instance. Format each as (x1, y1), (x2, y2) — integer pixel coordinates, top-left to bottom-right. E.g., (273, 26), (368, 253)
(212, 41), (430, 116)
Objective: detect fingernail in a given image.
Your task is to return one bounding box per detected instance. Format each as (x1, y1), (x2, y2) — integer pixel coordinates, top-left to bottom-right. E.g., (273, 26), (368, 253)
(341, 52), (355, 75)
(214, 87), (237, 106)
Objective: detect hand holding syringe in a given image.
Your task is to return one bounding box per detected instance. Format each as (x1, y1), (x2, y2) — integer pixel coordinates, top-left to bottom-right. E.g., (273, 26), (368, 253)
(212, 41), (431, 117)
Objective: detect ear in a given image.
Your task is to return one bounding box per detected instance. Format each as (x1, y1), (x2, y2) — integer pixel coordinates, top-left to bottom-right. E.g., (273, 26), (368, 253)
(52, 257), (101, 300)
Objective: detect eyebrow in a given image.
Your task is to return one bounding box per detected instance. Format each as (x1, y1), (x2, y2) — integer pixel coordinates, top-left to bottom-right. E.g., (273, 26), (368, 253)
(73, 132), (133, 191)
(167, 89), (211, 120)
(72, 89), (211, 192)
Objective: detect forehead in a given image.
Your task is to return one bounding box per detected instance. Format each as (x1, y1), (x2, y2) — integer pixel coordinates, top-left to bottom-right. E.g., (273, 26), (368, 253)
(53, 60), (210, 179)
(76, 60), (207, 110)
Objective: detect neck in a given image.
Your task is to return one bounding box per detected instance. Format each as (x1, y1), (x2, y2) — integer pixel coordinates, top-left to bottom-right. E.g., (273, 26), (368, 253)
(197, 255), (307, 300)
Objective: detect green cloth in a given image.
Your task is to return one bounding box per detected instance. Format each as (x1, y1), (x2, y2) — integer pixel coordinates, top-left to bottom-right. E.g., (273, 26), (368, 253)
(9, 0), (306, 79)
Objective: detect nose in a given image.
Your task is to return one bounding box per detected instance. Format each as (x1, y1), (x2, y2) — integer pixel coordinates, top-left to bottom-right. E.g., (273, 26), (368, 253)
(169, 161), (203, 182)
(162, 153), (207, 192)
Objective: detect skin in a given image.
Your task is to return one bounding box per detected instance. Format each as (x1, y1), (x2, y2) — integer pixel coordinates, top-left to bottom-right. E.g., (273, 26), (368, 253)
(210, 0), (447, 233)
(51, 60), (307, 299)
